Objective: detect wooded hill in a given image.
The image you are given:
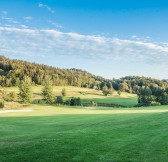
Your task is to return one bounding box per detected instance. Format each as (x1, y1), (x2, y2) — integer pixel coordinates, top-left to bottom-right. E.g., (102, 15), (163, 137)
(0, 56), (168, 94)
(0, 56), (105, 88)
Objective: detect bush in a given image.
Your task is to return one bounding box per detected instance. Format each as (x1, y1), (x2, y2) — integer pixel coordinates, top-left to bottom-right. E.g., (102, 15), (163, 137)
(31, 100), (38, 104)
(1, 89), (8, 101)
(70, 97), (81, 106)
(151, 101), (161, 106)
(31, 99), (46, 104)
(138, 96), (153, 106)
(61, 88), (66, 97)
(64, 100), (70, 105)
(118, 90), (121, 96)
(0, 100), (4, 108)
(38, 99), (47, 104)
(55, 96), (63, 104)
(8, 92), (17, 101)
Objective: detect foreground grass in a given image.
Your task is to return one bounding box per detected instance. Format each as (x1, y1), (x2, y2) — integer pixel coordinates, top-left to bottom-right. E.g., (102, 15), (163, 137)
(0, 105), (168, 162)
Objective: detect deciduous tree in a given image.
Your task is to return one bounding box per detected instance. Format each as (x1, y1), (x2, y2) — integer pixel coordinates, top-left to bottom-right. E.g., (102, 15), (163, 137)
(18, 76), (32, 103)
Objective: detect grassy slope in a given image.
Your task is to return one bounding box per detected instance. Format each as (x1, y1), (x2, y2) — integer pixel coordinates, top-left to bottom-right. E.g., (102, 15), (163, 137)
(1, 106), (168, 162)
(4, 86), (138, 107)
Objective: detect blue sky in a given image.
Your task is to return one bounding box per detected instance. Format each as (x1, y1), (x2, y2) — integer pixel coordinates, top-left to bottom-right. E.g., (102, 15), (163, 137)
(0, 0), (168, 79)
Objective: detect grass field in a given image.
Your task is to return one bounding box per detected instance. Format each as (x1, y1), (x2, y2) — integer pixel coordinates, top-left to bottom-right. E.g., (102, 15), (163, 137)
(1, 105), (168, 162)
(4, 86), (138, 107)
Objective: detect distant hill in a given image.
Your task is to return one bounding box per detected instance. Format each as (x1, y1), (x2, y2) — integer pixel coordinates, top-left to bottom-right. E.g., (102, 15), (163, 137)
(0, 56), (168, 94)
(0, 56), (106, 88)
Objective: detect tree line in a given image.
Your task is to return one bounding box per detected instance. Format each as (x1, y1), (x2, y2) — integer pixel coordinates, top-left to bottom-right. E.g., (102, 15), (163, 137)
(1, 56), (168, 107)
(0, 56), (104, 88)
(138, 86), (168, 106)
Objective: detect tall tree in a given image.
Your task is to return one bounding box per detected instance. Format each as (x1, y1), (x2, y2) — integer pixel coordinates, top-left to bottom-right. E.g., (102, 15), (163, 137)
(18, 76), (32, 103)
(138, 87), (153, 106)
(42, 76), (54, 104)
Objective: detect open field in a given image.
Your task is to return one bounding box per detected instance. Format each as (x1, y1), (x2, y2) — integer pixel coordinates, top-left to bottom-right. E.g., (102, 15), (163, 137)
(4, 86), (138, 107)
(1, 105), (168, 162)
(4, 86), (137, 98)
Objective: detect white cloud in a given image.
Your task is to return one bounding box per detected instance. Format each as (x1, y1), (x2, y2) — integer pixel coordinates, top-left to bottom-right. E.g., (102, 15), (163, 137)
(0, 26), (168, 64)
(2, 17), (19, 24)
(48, 20), (63, 28)
(20, 25), (29, 28)
(23, 16), (33, 22)
(38, 3), (55, 14)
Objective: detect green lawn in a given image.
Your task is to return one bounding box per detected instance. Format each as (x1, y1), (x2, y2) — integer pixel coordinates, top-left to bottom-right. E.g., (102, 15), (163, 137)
(1, 105), (168, 162)
(81, 97), (137, 107)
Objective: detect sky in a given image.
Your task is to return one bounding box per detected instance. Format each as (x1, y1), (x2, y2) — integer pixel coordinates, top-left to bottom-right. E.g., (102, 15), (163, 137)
(0, 0), (168, 79)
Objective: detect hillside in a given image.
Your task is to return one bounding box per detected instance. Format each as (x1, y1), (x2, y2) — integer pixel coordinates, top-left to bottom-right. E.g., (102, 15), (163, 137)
(0, 56), (105, 88)
(0, 56), (168, 94)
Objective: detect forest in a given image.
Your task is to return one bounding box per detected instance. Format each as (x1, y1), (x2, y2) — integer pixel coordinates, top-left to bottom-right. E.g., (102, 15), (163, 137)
(0, 56), (168, 106)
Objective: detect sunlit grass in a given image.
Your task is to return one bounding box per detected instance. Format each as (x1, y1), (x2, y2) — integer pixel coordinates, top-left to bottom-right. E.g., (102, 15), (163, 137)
(4, 86), (138, 107)
(0, 105), (168, 162)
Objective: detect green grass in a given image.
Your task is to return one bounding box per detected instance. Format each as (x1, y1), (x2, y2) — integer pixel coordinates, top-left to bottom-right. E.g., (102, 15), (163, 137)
(1, 105), (168, 162)
(4, 86), (138, 107)
(81, 97), (137, 107)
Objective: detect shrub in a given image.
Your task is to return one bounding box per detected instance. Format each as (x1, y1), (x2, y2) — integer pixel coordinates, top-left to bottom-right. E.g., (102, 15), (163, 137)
(151, 101), (161, 106)
(31, 99), (39, 104)
(1, 89), (8, 101)
(38, 99), (47, 104)
(61, 88), (66, 97)
(70, 97), (81, 106)
(31, 99), (46, 104)
(64, 100), (70, 105)
(138, 96), (153, 106)
(55, 96), (64, 104)
(8, 92), (17, 101)
(118, 90), (121, 96)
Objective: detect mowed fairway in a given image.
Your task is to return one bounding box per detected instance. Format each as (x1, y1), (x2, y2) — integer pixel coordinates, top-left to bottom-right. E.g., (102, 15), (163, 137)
(1, 105), (168, 162)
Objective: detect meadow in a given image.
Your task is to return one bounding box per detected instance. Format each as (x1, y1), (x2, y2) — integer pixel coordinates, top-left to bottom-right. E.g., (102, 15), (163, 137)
(1, 105), (168, 162)
(1, 86), (168, 162)
(4, 86), (138, 108)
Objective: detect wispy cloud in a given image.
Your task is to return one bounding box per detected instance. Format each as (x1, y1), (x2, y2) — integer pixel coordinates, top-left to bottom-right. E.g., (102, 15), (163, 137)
(0, 13), (31, 29)
(23, 16), (33, 22)
(38, 2), (55, 14)
(20, 25), (29, 28)
(48, 20), (63, 28)
(1, 17), (19, 24)
(0, 26), (168, 64)
(0, 12), (20, 27)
